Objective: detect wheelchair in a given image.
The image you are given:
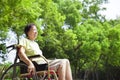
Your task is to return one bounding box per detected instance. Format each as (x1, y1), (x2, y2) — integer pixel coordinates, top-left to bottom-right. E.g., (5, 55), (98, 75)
(0, 44), (58, 80)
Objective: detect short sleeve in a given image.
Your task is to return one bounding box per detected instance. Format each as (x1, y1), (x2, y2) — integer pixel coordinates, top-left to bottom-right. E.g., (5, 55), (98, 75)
(19, 38), (43, 56)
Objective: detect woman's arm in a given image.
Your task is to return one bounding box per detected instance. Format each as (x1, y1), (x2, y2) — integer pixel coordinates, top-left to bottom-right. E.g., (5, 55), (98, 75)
(18, 46), (35, 74)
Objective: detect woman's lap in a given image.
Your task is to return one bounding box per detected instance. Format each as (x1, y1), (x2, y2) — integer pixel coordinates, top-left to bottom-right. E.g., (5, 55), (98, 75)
(48, 59), (68, 71)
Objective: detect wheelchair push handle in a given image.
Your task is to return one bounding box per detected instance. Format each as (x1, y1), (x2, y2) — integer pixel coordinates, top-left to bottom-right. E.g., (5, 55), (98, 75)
(7, 44), (16, 49)
(6, 44), (21, 53)
(0, 44), (18, 54)
(7, 44), (22, 49)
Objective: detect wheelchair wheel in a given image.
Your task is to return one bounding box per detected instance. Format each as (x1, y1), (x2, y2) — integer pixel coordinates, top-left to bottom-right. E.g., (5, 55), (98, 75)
(0, 62), (58, 80)
(42, 70), (58, 80)
(0, 62), (37, 80)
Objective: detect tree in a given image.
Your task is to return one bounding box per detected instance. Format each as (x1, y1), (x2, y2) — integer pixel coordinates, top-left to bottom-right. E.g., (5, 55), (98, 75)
(0, 0), (42, 37)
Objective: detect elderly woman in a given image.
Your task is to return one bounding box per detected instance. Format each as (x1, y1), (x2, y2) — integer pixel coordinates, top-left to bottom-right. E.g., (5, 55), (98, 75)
(18, 23), (73, 80)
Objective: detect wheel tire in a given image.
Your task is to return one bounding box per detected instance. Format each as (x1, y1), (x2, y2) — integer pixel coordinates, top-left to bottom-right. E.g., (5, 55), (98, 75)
(0, 62), (29, 80)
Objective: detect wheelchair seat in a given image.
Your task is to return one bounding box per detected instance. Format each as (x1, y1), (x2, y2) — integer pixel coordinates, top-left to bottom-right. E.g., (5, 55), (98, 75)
(19, 55), (58, 80)
(20, 61), (48, 74)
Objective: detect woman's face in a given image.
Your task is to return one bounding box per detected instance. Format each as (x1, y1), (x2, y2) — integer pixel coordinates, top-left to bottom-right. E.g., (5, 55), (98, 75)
(27, 25), (38, 41)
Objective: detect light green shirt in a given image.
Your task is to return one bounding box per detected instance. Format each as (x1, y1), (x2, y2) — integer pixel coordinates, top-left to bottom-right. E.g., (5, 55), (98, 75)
(19, 38), (43, 56)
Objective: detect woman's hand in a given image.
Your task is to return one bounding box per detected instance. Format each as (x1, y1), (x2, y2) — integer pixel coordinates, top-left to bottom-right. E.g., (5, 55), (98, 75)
(18, 46), (36, 75)
(27, 62), (36, 75)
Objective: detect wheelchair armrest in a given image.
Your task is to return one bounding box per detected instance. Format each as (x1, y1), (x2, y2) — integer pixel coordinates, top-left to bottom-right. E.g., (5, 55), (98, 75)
(41, 55), (49, 64)
(28, 55), (49, 64)
(28, 55), (41, 59)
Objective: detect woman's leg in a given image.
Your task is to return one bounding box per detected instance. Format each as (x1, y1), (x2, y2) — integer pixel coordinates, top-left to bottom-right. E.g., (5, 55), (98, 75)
(49, 59), (66, 80)
(48, 59), (73, 80)
(65, 59), (73, 80)
(57, 59), (66, 80)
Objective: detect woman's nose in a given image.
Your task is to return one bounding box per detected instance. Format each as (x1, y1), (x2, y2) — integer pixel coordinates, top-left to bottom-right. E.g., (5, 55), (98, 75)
(34, 31), (38, 34)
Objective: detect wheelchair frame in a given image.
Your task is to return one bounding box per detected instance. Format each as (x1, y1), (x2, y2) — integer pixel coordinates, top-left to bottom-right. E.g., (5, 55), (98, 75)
(0, 44), (58, 80)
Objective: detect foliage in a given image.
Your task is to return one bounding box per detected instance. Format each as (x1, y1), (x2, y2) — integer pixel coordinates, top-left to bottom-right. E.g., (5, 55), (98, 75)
(0, 62), (11, 76)
(0, 0), (43, 36)
(53, 0), (82, 28)
(0, 43), (6, 54)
